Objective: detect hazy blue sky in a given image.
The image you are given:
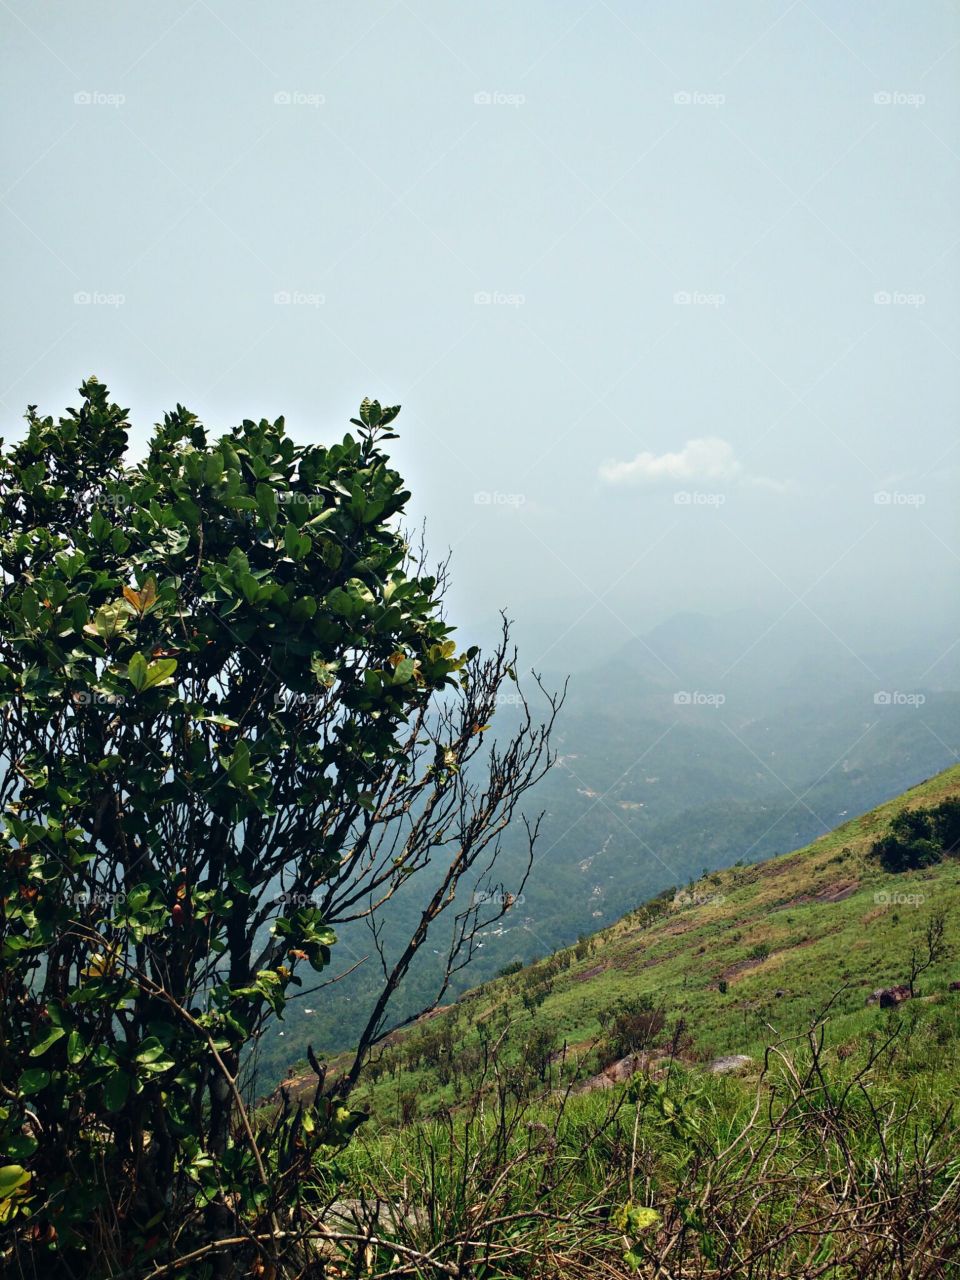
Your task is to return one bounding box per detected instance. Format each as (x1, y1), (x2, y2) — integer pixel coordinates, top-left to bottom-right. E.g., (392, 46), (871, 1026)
(3, 1), (958, 672)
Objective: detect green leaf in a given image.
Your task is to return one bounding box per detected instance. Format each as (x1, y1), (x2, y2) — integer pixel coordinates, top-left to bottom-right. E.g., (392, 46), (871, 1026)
(392, 657), (416, 685)
(18, 1068), (50, 1095)
(255, 483), (278, 525)
(141, 658), (177, 691)
(134, 1037), (167, 1064)
(204, 452), (224, 485)
(310, 656), (338, 688)
(104, 1070), (130, 1111)
(226, 740), (251, 784)
(20, 587), (40, 627)
(283, 523), (311, 561)
(86, 600), (131, 640)
(29, 1027), (66, 1057)
(305, 507), (336, 527)
(66, 1028), (86, 1065)
(359, 398), (381, 427)
(290, 595), (317, 621)
(3, 1136), (37, 1162)
(127, 651), (149, 691)
(0, 1166), (30, 1201)
(135, 1038), (176, 1073)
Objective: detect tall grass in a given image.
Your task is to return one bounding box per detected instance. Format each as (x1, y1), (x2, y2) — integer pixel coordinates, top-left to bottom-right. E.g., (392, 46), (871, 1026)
(292, 996), (960, 1278)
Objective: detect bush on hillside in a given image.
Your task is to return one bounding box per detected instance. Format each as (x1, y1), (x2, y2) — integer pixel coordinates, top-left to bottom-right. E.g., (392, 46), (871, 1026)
(870, 799), (960, 872)
(599, 994), (666, 1059)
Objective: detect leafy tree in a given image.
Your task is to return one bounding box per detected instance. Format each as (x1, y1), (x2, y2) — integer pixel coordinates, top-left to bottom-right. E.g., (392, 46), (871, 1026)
(870, 801), (960, 873)
(871, 807), (941, 872)
(932, 798), (960, 856)
(0, 380), (558, 1277)
(599, 994), (666, 1059)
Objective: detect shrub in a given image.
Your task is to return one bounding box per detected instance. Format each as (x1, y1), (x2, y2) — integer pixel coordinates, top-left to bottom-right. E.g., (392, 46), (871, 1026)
(0, 381), (557, 1277)
(870, 801), (960, 872)
(599, 994), (666, 1058)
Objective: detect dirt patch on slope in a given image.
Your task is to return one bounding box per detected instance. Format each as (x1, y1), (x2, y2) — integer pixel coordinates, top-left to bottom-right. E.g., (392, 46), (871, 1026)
(573, 962), (608, 982)
(775, 879), (860, 910)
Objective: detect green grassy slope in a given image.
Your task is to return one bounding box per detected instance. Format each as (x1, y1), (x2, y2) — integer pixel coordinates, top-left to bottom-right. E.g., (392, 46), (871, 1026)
(314, 763), (960, 1121)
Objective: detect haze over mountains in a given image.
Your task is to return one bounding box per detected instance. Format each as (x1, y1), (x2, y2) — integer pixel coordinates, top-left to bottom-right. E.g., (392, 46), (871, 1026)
(261, 606), (960, 1074)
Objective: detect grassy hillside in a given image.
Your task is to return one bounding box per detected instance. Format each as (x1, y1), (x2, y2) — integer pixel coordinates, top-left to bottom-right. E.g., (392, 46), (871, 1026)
(268, 766), (960, 1278)
(292, 762), (960, 1121)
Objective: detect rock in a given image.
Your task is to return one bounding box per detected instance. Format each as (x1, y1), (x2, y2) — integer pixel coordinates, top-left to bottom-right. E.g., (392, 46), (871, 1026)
(707, 1054), (752, 1075)
(573, 1051), (673, 1094)
(322, 1199), (425, 1233)
(866, 989), (886, 1006)
(308, 1199), (428, 1260)
(878, 985), (912, 1009)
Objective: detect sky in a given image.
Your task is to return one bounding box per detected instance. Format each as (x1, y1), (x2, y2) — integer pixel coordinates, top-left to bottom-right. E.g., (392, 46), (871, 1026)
(2, 0), (959, 676)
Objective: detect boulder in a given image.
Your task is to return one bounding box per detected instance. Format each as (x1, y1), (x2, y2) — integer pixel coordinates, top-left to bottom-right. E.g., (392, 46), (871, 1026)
(878, 985), (912, 1009)
(707, 1054), (752, 1075)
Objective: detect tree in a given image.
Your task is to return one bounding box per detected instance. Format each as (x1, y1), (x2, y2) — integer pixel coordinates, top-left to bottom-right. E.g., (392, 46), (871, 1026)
(871, 806), (943, 873)
(932, 798), (960, 857)
(599, 994), (666, 1059)
(907, 907), (951, 998)
(0, 380), (559, 1277)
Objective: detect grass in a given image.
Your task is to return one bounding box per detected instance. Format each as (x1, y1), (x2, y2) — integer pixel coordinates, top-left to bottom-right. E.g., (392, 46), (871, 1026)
(306, 997), (960, 1277)
(248, 766), (960, 1277)
(304, 762), (960, 1126)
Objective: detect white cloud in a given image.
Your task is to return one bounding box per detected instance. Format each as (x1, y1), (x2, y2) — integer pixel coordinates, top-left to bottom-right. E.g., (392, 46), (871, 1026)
(599, 437), (742, 487)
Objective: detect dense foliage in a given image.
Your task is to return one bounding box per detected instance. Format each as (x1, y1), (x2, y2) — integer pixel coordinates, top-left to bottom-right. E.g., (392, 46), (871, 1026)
(870, 799), (960, 872)
(0, 380), (554, 1277)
